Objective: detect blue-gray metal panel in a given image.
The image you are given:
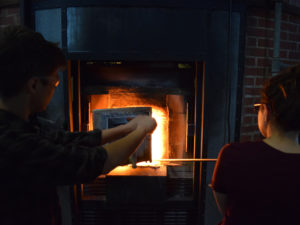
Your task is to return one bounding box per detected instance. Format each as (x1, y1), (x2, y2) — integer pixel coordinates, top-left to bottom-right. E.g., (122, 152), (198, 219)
(35, 9), (66, 126)
(67, 7), (207, 60)
(32, 0), (237, 10)
(203, 11), (241, 225)
(35, 9), (62, 47)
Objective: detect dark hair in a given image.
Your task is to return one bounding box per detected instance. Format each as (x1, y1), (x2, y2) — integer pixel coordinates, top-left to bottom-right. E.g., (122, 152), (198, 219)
(0, 25), (66, 98)
(261, 63), (300, 131)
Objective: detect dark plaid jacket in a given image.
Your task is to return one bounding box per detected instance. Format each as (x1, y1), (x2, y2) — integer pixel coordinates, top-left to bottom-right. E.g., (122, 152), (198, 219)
(0, 109), (107, 225)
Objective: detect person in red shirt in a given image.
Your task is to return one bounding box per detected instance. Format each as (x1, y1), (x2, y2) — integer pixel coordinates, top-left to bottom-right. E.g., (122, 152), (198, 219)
(211, 63), (300, 225)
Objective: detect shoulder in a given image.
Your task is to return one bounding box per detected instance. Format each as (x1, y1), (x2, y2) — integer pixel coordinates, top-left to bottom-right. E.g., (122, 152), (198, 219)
(221, 141), (263, 152)
(218, 141), (264, 160)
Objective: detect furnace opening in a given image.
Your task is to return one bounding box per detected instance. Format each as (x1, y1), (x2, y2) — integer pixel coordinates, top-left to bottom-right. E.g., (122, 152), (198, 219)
(88, 88), (187, 169)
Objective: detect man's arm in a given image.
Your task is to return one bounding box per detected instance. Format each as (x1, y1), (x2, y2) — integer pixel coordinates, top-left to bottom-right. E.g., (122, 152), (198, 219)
(102, 115), (156, 173)
(101, 122), (136, 145)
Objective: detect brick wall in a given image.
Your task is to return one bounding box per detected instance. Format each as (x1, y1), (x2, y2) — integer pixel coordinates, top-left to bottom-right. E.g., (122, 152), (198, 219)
(283, 0), (300, 7)
(240, 7), (300, 142)
(0, 5), (20, 28)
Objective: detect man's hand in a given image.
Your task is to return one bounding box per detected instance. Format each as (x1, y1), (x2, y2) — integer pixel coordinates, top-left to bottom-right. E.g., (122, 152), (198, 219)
(101, 115), (156, 145)
(127, 115), (157, 134)
(102, 115), (157, 174)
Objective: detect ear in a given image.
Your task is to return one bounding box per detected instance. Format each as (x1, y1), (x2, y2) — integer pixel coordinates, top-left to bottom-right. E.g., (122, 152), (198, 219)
(26, 77), (40, 94)
(261, 104), (271, 123)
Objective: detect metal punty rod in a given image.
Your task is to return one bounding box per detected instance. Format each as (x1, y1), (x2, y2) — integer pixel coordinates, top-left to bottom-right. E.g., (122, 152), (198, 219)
(158, 158), (217, 162)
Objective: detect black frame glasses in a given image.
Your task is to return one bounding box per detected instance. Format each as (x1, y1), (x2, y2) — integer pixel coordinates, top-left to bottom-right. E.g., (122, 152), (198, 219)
(253, 103), (263, 113)
(40, 77), (60, 88)
(253, 103), (272, 113)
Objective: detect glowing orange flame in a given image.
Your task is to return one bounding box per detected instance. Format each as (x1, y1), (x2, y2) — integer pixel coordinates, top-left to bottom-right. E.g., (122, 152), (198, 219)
(89, 89), (169, 164)
(151, 107), (168, 161)
(109, 105), (169, 162)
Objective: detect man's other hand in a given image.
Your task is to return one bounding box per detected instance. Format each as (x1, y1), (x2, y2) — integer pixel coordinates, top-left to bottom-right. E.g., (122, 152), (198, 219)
(128, 115), (157, 134)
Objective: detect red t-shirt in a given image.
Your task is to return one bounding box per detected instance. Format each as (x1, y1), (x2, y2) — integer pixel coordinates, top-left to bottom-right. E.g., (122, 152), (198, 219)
(211, 141), (300, 225)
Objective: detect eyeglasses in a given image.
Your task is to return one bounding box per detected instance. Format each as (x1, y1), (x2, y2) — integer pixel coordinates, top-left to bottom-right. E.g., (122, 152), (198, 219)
(40, 77), (60, 88)
(253, 103), (263, 113)
(253, 103), (272, 113)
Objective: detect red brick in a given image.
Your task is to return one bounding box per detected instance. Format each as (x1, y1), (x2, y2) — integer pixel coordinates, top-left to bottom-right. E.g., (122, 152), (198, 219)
(243, 96), (261, 106)
(289, 14), (300, 24)
(244, 67), (266, 76)
(264, 67), (272, 76)
(7, 7), (19, 16)
(247, 37), (257, 47)
(0, 8), (6, 17)
(242, 116), (254, 124)
(281, 22), (298, 32)
(253, 116), (258, 125)
(289, 51), (300, 59)
(241, 125), (259, 133)
(249, 8), (269, 18)
(243, 97), (255, 105)
(281, 31), (288, 41)
(258, 18), (275, 28)
(244, 77), (255, 86)
(268, 11), (275, 18)
(0, 16), (14, 25)
(246, 48), (268, 57)
(280, 41), (297, 50)
(258, 39), (274, 48)
(255, 77), (267, 86)
(254, 96), (262, 103)
(245, 57), (256, 66)
(267, 49), (288, 58)
(286, 1), (300, 8)
(244, 87), (262, 96)
(288, 33), (300, 42)
(268, 49), (273, 58)
(281, 60), (295, 65)
(281, 13), (289, 21)
(243, 106), (255, 114)
(247, 28), (274, 38)
(240, 135), (252, 142)
(257, 58), (271, 67)
(247, 16), (258, 27)
(280, 50), (288, 59)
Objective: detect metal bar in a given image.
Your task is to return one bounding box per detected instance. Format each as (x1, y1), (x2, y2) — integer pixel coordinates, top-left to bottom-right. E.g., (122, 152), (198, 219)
(21, 0), (34, 28)
(28, 0), (231, 10)
(77, 60), (82, 131)
(234, 4), (247, 142)
(67, 60), (74, 132)
(193, 61), (206, 225)
(158, 158), (217, 162)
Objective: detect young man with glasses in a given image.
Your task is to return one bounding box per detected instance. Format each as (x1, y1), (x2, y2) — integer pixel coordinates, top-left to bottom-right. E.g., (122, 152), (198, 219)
(0, 26), (157, 225)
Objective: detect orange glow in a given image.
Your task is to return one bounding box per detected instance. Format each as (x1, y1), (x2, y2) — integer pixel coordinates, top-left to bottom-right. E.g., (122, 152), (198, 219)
(151, 107), (168, 161)
(89, 88), (169, 164)
(107, 163), (167, 176)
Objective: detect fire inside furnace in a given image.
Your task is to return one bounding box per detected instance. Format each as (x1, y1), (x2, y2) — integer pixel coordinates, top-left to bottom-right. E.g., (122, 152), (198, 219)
(88, 88), (170, 166)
